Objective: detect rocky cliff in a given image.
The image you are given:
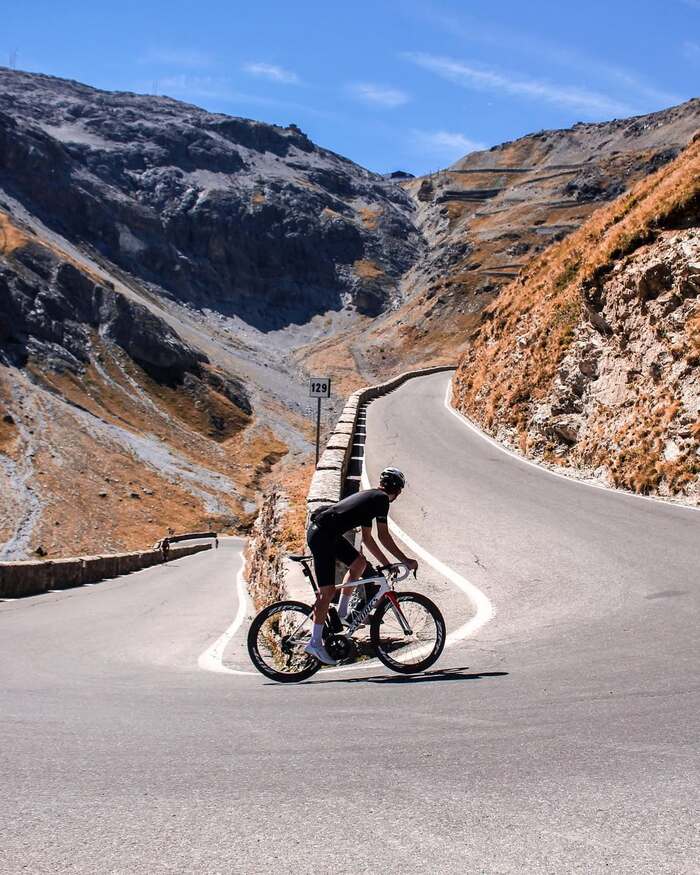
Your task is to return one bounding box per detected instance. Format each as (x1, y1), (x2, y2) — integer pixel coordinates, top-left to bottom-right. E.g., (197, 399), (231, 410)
(2, 68), (699, 558)
(0, 68), (423, 559)
(0, 68), (420, 327)
(453, 136), (700, 502)
(348, 99), (700, 380)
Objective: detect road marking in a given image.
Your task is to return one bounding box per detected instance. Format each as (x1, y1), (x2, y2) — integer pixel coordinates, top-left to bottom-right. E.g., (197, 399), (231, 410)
(200, 385), (500, 680)
(443, 376), (700, 514)
(360, 466), (495, 647)
(198, 561), (256, 676)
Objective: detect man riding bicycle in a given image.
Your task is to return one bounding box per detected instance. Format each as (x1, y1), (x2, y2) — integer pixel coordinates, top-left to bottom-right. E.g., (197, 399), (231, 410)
(305, 467), (419, 665)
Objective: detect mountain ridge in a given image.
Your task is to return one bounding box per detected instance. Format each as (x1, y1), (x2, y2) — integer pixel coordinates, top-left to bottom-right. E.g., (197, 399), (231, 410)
(1, 67), (699, 556)
(344, 96), (700, 381)
(452, 133), (700, 502)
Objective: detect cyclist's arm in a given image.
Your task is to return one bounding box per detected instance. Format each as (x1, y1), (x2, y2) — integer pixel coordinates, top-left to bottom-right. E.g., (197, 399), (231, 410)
(360, 526), (390, 566)
(375, 521), (418, 571)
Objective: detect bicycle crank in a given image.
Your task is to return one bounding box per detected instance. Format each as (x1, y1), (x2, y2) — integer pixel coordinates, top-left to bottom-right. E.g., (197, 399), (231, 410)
(324, 634), (356, 662)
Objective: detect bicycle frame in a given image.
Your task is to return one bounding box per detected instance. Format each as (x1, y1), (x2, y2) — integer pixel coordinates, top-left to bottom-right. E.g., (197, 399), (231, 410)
(295, 557), (414, 639)
(332, 573), (413, 636)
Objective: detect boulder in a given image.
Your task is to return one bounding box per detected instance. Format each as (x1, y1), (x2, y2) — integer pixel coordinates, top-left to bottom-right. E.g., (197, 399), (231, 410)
(636, 262), (672, 301)
(551, 415), (582, 445)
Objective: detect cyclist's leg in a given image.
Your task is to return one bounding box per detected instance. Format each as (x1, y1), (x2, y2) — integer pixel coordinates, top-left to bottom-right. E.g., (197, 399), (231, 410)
(335, 537), (366, 619)
(305, 526), (339, 663)
(307, 526), (336, 625)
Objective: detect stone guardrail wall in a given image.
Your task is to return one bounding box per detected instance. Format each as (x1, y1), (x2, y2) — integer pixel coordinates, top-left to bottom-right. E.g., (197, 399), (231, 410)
(306, 365), (456, 518)
(0, 542), (212, 599)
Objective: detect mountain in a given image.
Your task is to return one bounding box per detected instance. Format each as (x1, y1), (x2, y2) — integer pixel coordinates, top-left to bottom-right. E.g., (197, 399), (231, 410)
(0, 68), (419, 558)
(452, 134), (700, 502)
(345, 98), (700, 380)
(0, 68), (420, 328)
(1, 67), (699, 558)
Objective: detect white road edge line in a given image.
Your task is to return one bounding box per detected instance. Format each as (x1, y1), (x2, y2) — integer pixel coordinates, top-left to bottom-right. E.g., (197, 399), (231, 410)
(360, 464), (494, 647)
(198, 561), (256, 676)
(443, 375), (700, 514)
(198, 385), (499, 680)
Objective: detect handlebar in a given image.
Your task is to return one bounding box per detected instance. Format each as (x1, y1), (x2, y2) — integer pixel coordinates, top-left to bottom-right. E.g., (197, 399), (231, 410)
(376, 562), (416, 582)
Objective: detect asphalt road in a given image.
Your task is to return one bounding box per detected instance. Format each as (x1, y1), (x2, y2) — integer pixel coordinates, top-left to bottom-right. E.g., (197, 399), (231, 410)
(2, 372), (698, 874)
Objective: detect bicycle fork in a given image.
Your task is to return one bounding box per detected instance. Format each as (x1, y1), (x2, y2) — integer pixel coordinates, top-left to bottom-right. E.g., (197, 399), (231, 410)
(384, 592), (413, 635)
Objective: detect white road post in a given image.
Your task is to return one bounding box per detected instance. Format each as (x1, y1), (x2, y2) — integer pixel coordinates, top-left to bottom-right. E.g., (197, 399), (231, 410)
(309, 376), (331, 465)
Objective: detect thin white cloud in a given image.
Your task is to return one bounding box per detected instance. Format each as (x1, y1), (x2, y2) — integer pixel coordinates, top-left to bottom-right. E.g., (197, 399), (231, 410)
(348, 82), (410, 108)
(404, 52), (634, 117)
(683, 41), (700, 62)
(411, 9), (682, 110)
(139, 48), (213, 69)
(243, 62), (300, 84)
(412, 129), (485, 159)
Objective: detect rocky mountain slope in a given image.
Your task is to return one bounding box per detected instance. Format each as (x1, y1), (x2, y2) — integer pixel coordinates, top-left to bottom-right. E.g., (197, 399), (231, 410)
(452, 136), (700, 502)
(346, 99), (700, 380)
(0, 68), (420, 558)
(1, 67), (699, 558)
(0, 68), (420, 326)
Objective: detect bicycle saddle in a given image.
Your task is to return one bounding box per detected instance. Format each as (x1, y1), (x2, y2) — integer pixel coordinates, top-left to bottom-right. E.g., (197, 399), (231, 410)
(289, 554), (313, 562)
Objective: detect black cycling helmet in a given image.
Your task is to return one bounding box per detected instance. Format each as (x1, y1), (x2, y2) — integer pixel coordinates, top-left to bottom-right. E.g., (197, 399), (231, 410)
(379, 467), (406, 493)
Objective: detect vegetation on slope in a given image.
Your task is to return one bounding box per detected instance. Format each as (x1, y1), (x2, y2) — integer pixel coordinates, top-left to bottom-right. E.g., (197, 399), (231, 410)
(453, 134), (700, 499)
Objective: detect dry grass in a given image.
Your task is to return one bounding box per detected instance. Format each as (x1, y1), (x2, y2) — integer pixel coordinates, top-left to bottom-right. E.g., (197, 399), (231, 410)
(251, 191), (266, 205)
(13, 335), (290, 556)
(453, 134), (700, 498)
(0, 211), (30, 255)
(584, 391), (679, 494)
(455, 135), (700, 432)
(445, 202), (471, 224)
(358, 206), (381, 230)
(0, 415), (17, 455)
(295, 332), (369, 397)
(321, 207), (343, 220)
(277, 462), (315, 552)
(687, 310), (700, 366)
(354, 258), (385, 280)
(140, 365), (251, 442)
(1, 209), (109, 288)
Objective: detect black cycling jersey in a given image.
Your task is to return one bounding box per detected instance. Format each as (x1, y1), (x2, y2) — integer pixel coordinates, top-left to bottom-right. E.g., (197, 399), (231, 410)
(310, 488), (390, 537)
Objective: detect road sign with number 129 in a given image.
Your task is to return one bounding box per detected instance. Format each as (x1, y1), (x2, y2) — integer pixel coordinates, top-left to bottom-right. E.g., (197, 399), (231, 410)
(309, 377), (331, 398)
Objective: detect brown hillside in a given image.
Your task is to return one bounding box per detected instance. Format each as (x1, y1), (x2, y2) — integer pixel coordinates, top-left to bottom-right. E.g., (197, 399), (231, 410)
(315, 99), (700, 383)
(453, 135), (700, 502)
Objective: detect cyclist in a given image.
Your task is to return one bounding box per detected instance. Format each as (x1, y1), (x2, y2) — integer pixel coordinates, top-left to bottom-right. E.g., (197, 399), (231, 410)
(304, 467), (419, 664)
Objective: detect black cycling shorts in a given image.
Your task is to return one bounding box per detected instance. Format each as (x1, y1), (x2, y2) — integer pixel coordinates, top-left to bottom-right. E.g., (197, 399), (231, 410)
(307, 522), (360, 589)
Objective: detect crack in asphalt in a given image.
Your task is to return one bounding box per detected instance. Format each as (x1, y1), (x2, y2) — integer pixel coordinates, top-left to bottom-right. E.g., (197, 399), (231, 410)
(472, 552), (487, 570)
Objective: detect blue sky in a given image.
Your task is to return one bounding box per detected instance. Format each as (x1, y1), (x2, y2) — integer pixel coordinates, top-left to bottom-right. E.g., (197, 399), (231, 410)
(3, 0), (699, 175)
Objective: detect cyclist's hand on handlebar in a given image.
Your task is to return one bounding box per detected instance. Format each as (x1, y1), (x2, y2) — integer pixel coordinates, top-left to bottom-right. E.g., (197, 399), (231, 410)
(404, 558), (418, 576)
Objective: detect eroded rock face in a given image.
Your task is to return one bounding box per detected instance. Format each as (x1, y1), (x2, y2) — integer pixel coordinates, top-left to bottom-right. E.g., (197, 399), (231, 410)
(529, 230), (700, 497)
(0, 240), (205, 380)
(0, 69), (421, 330)
(357, 98), (700, 378)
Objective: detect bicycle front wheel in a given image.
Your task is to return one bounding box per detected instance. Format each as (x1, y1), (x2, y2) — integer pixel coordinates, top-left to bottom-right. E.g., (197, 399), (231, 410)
(370, 592), (446, 674)
(247, 600), (320, 683)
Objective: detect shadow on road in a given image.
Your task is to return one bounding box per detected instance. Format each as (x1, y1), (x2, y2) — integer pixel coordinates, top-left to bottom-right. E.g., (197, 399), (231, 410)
(280, 666), (509, 686)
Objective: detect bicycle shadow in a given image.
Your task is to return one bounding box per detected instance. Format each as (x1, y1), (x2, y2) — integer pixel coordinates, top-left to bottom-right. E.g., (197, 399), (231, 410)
(296, 666), (509, 686)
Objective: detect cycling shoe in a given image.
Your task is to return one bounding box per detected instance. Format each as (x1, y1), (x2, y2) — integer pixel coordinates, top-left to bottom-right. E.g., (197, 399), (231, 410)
(304, 642), (337, 665)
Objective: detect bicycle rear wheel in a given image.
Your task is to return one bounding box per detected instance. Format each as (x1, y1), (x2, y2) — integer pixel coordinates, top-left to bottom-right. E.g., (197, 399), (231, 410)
(370, 592), (446, 674)
(247, 600), (321, 683)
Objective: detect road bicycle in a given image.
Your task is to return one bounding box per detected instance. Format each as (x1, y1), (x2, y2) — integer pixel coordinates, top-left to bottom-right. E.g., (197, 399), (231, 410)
(247, 556), (446, 683)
